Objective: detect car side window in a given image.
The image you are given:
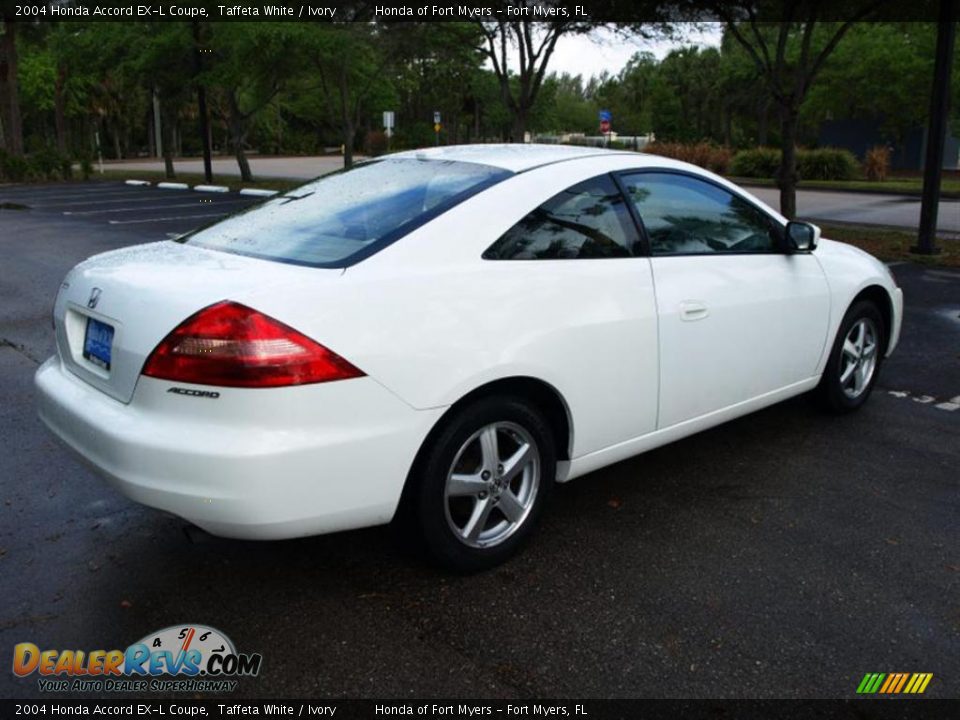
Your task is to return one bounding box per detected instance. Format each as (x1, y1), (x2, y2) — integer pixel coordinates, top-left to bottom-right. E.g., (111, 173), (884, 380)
(621, 172), (779, 255)
(483, 174), (637, 260)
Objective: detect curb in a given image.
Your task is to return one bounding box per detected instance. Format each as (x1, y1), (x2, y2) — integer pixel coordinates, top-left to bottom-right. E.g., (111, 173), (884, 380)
(238, 188), (279, 197)
(125, 180), (278, 196)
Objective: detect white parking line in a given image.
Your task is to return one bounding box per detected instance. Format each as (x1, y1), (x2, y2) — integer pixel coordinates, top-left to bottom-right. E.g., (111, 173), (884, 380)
(888, 390), (960, 412)
(157, 182), (190, 190)
(64, 199), (251, 216)
(34, 194), (213, 208)
(4, 190), (150, 203)
(0, 185), (128, 195)
(108, 212), (228, 225)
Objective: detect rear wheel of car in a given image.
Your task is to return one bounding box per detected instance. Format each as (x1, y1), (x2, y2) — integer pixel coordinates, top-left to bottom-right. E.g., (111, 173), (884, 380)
(413, 396), (555, 572)
(815, 300), (885, 413)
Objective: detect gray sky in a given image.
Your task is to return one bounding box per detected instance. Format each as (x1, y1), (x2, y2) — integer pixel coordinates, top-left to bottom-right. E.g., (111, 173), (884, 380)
(509, 24), (725, 81)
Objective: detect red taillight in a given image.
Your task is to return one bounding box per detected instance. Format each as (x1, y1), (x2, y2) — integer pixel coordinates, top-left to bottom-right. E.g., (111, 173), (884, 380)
(142, 301), (364, 388)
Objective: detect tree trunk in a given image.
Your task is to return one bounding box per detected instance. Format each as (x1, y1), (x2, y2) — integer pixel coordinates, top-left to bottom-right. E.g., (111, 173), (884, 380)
(233, 127), (252, 182)
(54, 65), (68, 155)
(1, 18), (24, 156)
(722, 101), (732, 147)
(511, 112), (527, 144)
(777, 107), (800, 220)
(342, 121), (355, 169)
(227, 92), (253, 182)
(147, 108), (155, 157)
(757, 98), (769, 146)
(161, 105), (175, 178)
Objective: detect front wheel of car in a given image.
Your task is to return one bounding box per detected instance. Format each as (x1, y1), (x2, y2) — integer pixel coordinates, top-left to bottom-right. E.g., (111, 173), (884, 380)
(413, 396), (555, 572)
(815, 300), (886, 414)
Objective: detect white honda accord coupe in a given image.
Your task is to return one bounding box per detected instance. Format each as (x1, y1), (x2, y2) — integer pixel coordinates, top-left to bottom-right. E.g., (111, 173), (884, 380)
(36, 144), (903, 570)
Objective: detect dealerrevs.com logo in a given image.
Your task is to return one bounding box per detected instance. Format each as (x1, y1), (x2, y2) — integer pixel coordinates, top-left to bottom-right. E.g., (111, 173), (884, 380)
(12, 624), (262, 693)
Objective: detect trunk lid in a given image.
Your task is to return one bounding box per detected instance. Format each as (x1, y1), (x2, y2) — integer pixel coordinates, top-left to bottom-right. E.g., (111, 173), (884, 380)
(54, 241), (340, 403)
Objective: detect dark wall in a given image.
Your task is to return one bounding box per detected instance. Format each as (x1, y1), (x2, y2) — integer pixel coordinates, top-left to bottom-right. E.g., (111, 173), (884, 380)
(818, 118), (960, 171)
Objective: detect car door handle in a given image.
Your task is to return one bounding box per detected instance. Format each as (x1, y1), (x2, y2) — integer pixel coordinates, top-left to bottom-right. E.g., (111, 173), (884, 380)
(679, 301), (709, 322)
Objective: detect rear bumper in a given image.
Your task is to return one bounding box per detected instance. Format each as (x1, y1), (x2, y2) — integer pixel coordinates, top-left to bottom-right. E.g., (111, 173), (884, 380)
(35, 357), (442, 539)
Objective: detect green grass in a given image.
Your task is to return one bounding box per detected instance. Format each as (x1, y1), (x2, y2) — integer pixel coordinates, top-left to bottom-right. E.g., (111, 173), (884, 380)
(731, 176), (960, 197)
(819, 223), (959, 267)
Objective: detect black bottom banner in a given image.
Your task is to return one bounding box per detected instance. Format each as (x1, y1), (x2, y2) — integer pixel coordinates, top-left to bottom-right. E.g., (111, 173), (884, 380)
(1, 699), (957, 720)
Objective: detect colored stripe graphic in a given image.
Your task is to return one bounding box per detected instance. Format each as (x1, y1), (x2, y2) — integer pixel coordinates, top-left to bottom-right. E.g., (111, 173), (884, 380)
(857, 672), (933, 694)
(893, 673), (909, 693)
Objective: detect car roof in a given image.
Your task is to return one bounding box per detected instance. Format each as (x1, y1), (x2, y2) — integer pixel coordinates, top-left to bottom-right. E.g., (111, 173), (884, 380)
(388, 143), (639, 173)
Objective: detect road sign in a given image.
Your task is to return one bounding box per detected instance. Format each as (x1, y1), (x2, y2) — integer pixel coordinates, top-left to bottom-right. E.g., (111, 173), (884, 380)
(383, 111), (395, 129)
(434, 123), (442, 133)
(433, 111), (441, 124)
(600, 119), (611, 134)
(599, 109), (612, 123)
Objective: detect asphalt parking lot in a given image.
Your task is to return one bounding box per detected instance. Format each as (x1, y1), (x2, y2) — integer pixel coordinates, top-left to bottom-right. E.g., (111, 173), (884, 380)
(1, 182), (958, 700)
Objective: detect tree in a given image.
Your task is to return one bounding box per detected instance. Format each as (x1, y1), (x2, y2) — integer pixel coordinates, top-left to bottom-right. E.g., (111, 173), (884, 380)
(207, 23), (301, 180)
(709, 0), (885, 218)
(0, 16), (24, 155)
(600, 52), (660, 137)
(803, 23), (951, 159)
(293, 22), (399, 168)
(475, 14), (597, 142)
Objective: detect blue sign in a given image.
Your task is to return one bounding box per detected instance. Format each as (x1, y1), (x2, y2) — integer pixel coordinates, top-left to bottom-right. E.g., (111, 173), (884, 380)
(599, 110), (612, 122)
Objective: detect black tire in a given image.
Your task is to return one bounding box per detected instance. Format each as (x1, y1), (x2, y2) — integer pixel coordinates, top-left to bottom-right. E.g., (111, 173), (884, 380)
(814, 300), (886, 414)
(411, 395), (555, 572)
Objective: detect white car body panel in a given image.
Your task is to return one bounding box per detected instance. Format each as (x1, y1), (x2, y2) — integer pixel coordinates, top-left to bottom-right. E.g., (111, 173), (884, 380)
(650, 253), (830, 427)
(54, 242), (343, 404)
(36, 358), (443, 538)
(35, 145), (904, 540)
(811, 238), (904, 366)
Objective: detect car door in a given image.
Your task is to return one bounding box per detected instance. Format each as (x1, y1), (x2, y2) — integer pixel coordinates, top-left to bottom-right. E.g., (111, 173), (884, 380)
(618, 170), (831, 429)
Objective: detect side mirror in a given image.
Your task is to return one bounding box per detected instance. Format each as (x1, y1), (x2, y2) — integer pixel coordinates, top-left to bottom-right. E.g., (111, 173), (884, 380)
(785, 221), (820, 252)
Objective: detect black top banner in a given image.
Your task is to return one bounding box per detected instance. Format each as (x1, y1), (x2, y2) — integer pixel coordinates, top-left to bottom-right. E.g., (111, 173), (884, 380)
(0, 0), (951, 23)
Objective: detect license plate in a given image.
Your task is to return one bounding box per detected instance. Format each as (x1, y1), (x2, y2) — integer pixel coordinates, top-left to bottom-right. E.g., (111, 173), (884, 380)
(83, 317), (114, 371)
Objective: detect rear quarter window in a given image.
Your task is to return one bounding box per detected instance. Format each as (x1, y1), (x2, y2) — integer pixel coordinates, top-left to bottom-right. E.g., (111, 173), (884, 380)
(483, 174), (638, 260)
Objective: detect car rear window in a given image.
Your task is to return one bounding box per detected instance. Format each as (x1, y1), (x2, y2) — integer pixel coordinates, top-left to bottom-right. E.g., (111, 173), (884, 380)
(180, 158), (511, 268)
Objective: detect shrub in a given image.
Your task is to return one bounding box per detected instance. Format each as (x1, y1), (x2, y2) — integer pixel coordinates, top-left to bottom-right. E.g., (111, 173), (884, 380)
(863, 145), (891, 182)
(31, 148), (65, 180)
(0, 150), (30, 182)
(365, 129), (389, 157)
(60, 155), (74, 180)
(797, 147), (858, 181)
(645, 141), (733, 174)
(0, 148), (78, 183)
(730, 147), (781, 178)
(80, 156), (93, 180)
(731, 146), (860, 181)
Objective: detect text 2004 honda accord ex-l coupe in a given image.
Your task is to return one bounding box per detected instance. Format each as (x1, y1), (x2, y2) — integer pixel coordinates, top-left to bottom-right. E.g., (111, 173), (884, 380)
(36, 145), (903, 570)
